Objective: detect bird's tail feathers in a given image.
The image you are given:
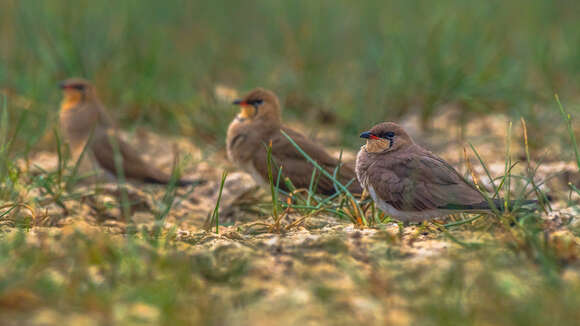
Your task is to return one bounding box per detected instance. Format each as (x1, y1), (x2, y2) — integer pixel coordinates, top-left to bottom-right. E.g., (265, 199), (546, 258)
(175, 178), (206, 187)
(143, 176), (206, 187)
(443, 199), (538, 212)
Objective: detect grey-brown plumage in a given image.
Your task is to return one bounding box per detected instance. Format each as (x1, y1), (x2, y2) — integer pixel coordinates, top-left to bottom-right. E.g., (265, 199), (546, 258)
(227, 88), (361, 195)
(59, 78), (197, 186)
(356, 122), (535, 222)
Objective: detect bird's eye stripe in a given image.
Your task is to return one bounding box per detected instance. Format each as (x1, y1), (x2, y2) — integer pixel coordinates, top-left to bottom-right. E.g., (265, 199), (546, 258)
(383, 131), (395, 138)
(248, 99), (264, 105)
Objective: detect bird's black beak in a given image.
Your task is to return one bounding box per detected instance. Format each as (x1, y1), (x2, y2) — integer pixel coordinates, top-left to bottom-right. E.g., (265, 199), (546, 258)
(232, 99), (244, 105)
(58, 81), (66, 89)
(360, 131), (372, 139)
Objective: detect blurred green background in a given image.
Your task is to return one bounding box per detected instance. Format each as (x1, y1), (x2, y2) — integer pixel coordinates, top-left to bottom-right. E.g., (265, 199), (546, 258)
(1, 2), (580, 325)
(1, 0), (579, 150)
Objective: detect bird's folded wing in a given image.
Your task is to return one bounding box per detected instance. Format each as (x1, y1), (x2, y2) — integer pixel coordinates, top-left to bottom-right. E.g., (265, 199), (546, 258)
(278, 127), (340, 166)
(91, 129), (170, 183)
(96, 103), (116, 128)
(251, 145), (336, 194)
(251, 128), (359, 194)
(367, 155), (484, 211)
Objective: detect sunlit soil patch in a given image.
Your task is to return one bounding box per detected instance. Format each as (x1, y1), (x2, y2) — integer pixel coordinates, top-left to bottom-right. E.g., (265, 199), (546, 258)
(1, 113), (580, 325)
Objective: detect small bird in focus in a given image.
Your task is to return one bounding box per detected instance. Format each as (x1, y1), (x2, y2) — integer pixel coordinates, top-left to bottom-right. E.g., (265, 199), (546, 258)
(355, 122), (536, 222)
(59, 78), (199, 186)
(227, 88), (362, 195)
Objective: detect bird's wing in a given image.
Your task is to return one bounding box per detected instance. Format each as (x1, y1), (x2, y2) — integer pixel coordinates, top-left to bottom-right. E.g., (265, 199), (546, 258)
(95, 103), (116, 128)
(91, 128), (171, 183)
(367, 151), (484, 211)
(250, 127), (361, 194)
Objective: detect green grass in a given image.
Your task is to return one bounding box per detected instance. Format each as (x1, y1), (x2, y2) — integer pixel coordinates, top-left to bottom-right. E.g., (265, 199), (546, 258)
(0, 230), (248, 325)
(1, 0), (580, 150)
(1, 1), (580, 325)
(0, 215), (578, 325)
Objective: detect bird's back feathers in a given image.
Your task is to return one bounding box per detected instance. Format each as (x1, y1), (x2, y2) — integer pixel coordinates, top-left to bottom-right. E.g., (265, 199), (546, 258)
(251, 127), (361, 195)
(362, 145), (485, 212)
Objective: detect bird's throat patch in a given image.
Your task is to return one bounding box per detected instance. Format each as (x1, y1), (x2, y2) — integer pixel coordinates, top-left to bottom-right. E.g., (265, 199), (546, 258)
(238, 106), (256, 119)
(365, 139), (390, 153)
(61, 90), (83, 111)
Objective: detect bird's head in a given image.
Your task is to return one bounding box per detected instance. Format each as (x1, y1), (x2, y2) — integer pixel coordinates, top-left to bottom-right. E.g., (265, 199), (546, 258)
(232, 88), (281, 125)
(360, 122), (414, 153)
(59, 78), (97, 110)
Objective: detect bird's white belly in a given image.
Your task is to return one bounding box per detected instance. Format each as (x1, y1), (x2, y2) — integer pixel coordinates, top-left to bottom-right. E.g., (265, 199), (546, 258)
(367, 185), (448, 222)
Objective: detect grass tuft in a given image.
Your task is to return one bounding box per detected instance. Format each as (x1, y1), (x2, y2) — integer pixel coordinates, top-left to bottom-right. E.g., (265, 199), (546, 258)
(205, 170), (228, 233)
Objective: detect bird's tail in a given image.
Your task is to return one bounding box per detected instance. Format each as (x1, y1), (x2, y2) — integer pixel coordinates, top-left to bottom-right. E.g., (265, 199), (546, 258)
(144, 143), (208, 187)
(444, 199), (539, 212)
(144, 176), (206, 187)
(488, 199), (538, 211)
(175, 178), (206, 187)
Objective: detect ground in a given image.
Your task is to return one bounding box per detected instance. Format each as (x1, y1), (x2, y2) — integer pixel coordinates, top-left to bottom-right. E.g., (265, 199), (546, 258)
(2, 1), (580, 324)
(1, 112), (579, 325)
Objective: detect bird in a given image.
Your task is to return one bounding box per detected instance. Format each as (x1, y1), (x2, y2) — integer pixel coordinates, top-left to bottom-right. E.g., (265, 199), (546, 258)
(226, 88), (362, 195)
(58, 78), (199, 186)
(355, 122), (536, 222)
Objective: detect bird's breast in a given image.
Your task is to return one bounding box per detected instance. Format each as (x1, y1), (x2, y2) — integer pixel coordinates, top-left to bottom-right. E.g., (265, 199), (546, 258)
(226, 119), (256, 164)
(355, 148), (371, 188)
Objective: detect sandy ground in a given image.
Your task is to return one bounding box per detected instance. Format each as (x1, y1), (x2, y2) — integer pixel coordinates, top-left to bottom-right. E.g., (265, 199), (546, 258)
(3, 111), (580, 325)
(14, 110), (580, 242)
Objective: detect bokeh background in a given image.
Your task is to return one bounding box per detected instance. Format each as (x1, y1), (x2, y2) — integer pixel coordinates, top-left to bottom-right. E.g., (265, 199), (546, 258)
(1, 0), (579, 151)
(1, 1), (580, 325)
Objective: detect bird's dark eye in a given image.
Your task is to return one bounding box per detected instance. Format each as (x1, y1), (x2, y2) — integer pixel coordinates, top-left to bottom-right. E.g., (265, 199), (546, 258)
(245, 99), (262, 106)
(73, 84), (85, 90)
(383, 131), (395, 138)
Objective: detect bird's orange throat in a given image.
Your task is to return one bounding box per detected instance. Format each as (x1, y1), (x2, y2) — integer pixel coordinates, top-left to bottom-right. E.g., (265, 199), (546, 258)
(365, 139), (390, 153)
(60, 90), (83, 111)
(238, 105), (256, 120)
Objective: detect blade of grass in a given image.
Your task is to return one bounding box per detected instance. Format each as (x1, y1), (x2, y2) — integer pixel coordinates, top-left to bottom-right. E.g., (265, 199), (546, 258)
(153, 157), (185, 237)
(108, 132), (131, 221)
(570, 183), (580, 197)
(504, 121), (512, 214)
(265, 141), (285, 229)
(54, 128), (64, 186)
(555, 94), (580, 172)
(280, 130), (366, 225)
(469, 142), (499, 196)
(65, 127), (96, 191)
(0, 94), (9, 183)
(331, 149), (344, 194)
(520, 118), (549, 213)
(209, 170), (228, 234)
(265, 142), (278, 220)
(306, 168), (317, 206)
(0, 94), (8, 152)
(465, 145), (501, 215)
(444, 214), (483, 228)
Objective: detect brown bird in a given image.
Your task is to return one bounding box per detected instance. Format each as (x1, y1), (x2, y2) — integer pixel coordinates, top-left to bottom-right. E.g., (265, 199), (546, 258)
(226, 88), (362, 195)
(356, 122), (536, 222)
(59, 78), (198, 186)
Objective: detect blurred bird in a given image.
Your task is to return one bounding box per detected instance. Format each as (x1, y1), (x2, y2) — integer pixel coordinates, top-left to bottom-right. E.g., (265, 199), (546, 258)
(356, 122), (536, 222)
(227, 88), (362, 195)
(59, 78), (199, 186)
